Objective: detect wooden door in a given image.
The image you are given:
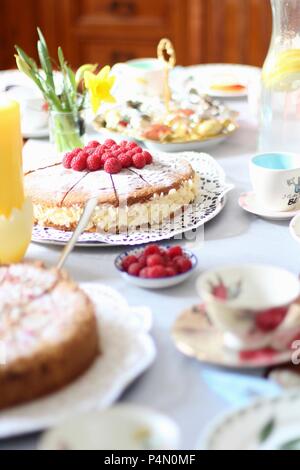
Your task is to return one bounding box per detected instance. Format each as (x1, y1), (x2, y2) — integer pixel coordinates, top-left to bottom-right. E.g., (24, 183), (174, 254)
(0, 0), (273, 70)
(59, 0), (189, 67)
(188, 0), (273, 66)
(0, 0), (67, 69)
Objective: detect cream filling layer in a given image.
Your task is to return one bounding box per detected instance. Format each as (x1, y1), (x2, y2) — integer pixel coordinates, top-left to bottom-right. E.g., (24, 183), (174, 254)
(33, 176), (199, 232)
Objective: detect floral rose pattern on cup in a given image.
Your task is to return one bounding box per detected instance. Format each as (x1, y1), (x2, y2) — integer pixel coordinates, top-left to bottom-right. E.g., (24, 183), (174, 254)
(255, 306), (289, 332)
(209, 276), (242, 301)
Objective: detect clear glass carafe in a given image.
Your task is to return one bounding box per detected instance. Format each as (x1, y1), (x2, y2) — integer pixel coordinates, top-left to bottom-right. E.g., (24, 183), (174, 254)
(259, 0), (300, 152)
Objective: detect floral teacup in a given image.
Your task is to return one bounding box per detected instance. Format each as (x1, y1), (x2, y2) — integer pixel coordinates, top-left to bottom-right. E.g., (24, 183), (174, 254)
(197, 265), (300, 351)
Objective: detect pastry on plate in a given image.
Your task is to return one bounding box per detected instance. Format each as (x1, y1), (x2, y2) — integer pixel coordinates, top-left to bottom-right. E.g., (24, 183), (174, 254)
(0, 262), (99, 410)
(93, 96), (237, 143)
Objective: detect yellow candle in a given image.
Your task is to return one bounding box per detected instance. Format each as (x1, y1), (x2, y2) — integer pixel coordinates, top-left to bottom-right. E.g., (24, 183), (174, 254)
(0, 95), (33, 264)
(0, 96), (24, 217)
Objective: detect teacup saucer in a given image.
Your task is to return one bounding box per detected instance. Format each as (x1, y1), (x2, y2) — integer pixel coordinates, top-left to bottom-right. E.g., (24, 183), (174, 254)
(239, 192), (300, 221)
(172, 305), (291, 369)
(22, 127), (49, 139)
(289, 213), (300, 244)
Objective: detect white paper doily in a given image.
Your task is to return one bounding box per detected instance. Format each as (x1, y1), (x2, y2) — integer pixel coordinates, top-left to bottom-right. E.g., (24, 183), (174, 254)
(0, 283), (155, 439)
(31, 152), (233, 247)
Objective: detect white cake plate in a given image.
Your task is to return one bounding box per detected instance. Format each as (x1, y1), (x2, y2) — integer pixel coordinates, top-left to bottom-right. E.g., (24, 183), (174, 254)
(0, 283), (155, 439)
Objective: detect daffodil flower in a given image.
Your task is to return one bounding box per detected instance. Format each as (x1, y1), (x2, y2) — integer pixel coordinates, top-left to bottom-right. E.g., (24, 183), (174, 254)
(84, 65), (116, 113)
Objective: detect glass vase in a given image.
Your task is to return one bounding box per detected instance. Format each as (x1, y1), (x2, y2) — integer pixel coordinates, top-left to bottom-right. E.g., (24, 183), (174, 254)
(49, 110), (85, 153)
(259, 0), (300, 152)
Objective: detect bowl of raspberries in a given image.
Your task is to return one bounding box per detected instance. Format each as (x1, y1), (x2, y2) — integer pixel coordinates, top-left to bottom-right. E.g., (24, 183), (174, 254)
(115, 244), (198, 289)
(62, 139), (153, 174)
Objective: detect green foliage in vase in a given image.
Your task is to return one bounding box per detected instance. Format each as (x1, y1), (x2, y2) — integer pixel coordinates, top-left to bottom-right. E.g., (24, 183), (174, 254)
(15, 28), (95, 113)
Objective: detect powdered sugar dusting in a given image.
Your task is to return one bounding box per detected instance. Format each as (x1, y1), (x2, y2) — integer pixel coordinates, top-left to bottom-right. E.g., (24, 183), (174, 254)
(0, 265), (88, 362)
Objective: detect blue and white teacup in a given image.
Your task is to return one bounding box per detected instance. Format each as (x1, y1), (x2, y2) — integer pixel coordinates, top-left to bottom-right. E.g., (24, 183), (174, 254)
(250, 152), (300, 212)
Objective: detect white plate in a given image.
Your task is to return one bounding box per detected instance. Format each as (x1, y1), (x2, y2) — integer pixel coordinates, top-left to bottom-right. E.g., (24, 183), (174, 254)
(143, 134), (231, 153)
(172, 305), (291, 370)
(32, 197), (226, 247)
(30, 150), (233, 247)
(0, 70), (41, 93)
(202, 391), (300, 450)
(22, 127), (49, 139)
(0, 69), (53, 139)
(239, 192), (300, 221)
(39, 405), (180, 450)
(0, 283), (155, 439)
(177, 64), (261, 99)
(95, 122), (237, 153)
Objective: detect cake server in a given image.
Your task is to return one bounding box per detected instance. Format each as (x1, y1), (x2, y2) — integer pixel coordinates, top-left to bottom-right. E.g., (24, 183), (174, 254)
(56, 197), (98, 270)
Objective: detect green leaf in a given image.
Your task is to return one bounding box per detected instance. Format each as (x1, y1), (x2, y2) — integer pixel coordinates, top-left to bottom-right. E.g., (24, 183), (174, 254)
(259, 418), (276, 443)
(37, 27), (55, 89)
(58, 47), (76, 112)
(15, 28), (81, 113)
(67, 67), (76, 93)
(57, 47), (65, 70)
(279, 438), (300, 451)
(15, 46), (38, 71)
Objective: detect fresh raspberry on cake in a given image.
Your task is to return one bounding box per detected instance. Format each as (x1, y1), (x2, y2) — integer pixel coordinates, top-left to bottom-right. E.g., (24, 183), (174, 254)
(86, 147), (97, 156)
(63, 147), (83, 168)
(86, 140), (100, 149)
(72, 147), (83, 156)
(111, 150), (122, 159)
(132, 153), (146, 169)
(101, 151), (113, 164)
(87, 153), (102, 171)
(63, 152), (75, 169)
(71, 151), (88, 171)
(104, 139), (116, 148)
(118, 153), (132, 168)
(104, 158), (122, 174)
(124, 150), (135, 158)
(142, 151), (153, 165)
(93, 146), (105, 158)
(127, 141), (138, 150)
